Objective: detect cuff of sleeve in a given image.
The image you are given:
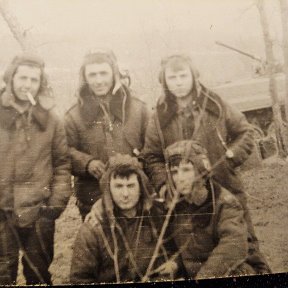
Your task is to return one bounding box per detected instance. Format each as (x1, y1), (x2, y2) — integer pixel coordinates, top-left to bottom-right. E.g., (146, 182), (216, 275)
(85, 158), (94, 175)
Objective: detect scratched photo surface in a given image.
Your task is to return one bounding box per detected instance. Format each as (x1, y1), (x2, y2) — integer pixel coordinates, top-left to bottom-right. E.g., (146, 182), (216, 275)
(0, 0), (287, 285)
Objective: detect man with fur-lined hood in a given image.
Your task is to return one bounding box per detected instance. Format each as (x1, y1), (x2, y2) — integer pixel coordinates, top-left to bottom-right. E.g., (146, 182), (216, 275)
(65, 49), (148, 220)
(163, 140), (257, 279)
(0, 54), (71, 285)
(70, 154), (177, 284)
(142, 54), (270, 273)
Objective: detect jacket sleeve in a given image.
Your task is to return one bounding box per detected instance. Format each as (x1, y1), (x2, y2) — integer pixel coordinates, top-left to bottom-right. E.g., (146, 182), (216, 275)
(142, 114), (167, 192)
(196, 194), (248, 279)
(70, 223), (100, 284)
(48, 117), (72, 217)
(65, 113), (94, 176)
(223, 100), (255, 168)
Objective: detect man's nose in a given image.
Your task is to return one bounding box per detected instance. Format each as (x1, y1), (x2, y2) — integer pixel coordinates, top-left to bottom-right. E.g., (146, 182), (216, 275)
(23, 78), (32, 89)
(95, 75), (102, 84)
(122, 187), (129, 197)
(175, 77), (182, 86)
(177, 171), (186, 183)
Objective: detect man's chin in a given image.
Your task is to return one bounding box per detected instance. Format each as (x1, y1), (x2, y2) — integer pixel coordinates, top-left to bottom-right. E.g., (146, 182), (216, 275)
(179, 189), (192, 196)
(92, 89), (109, 97)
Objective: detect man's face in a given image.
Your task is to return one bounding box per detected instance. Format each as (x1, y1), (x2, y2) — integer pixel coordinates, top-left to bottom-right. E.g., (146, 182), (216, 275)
(170, 160), (195, 196)
(164, 63), (193, 98)
(110, 173), (141, 213)
(12, 65), (41, 102)
(84, 62), (114, 97)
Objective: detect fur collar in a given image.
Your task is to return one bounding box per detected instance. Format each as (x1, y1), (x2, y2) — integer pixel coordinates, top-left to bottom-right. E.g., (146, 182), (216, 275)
(78, 85), (131, 126)
(156, 84), (222, 129)
(0, 101), (49, 131)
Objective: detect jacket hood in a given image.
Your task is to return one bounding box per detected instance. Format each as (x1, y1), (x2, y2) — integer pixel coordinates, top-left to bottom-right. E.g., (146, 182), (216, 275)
(163, 140), (218, 214)
(0, 54), (55, 130)
(156, 54), (204, 129)
(77, 48), (122, 101)
(157, 55), (223, 129)
(158, 53), (201, 104)
(99, 154), (156, 223)
(1, 53), (55, 111)
(165, 140), (211, 176)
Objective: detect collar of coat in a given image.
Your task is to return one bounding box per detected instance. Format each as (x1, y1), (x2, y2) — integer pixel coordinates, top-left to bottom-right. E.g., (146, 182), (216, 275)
(0, 99), (50, 131)
(174, 180), (221, 227)
(156, 84), (223, 129)
(78, 84), (131, 126)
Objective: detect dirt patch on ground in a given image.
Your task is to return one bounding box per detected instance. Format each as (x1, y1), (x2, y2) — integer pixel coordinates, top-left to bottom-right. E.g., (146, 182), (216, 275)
(16, 157), (288, 284)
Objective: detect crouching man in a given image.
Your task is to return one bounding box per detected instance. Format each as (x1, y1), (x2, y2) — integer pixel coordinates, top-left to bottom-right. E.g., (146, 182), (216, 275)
(0, 54), (71, 285)
(70, 154), (177, 284)
(163, 140), (257, 279)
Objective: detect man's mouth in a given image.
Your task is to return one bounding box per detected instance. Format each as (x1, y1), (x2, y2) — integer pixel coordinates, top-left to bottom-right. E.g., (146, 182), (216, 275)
(25, 92), (36, 105)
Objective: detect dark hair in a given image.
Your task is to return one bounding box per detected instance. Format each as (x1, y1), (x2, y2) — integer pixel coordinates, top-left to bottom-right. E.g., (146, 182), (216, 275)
(169, 154), (191, 169)
(111, 164), (139, 180)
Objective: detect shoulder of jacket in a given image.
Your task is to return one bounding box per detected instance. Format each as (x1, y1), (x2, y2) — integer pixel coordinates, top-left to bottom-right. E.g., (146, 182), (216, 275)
(218, 187), (241, 208)
(197, 87), (224, 119)
(65, 102), (81, 117)
(85, 199), (105, 228)
(130, 95), (147, 106)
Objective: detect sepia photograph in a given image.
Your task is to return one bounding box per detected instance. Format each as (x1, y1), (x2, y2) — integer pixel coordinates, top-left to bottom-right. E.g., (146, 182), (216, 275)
(0, 0), (287, 286)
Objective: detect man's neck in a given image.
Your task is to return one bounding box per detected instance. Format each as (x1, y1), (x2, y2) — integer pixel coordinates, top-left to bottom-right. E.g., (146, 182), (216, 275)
(176, 93), (192, 110)
(12, 98), (31, 114)
(121, 207), (137, 219)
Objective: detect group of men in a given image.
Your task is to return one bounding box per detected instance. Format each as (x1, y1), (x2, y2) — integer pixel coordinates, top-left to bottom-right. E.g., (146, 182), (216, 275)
(0, 49), (271, 285)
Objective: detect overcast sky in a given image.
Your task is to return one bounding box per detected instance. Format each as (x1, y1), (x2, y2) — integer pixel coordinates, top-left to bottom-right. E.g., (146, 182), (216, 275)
(0, 0), (281, 44)
(0, 0), (284, 57)
(0, 0), (285, 89)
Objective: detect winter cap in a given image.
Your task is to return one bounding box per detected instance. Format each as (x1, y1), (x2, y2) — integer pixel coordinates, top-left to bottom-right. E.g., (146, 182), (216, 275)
(1, 53), (54, 111)
(3, 53), (45, 84)
(165, 140), (211, 176)
(79, 48), (122, 96)
(100, 153), (155, 220)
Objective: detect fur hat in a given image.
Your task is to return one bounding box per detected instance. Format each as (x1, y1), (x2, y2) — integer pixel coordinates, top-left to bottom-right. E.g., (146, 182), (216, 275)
(100, 153), (156, 221)
(78, 48), (122, 98)
(165, 140), (211, 176)
(1, 53), (54, 111)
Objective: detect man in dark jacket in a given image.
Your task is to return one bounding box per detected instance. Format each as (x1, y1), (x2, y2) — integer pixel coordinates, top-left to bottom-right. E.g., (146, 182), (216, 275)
(65, 49), (148, 220)
(143, 54), (270, 273)
(0, 54), (71, 285)
(162, 140), (257, 279)
(70, 154), (177, 284)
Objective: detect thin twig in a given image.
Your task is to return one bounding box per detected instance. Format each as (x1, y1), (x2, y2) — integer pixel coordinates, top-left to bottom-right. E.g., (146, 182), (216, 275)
(141, 192), (179, 282)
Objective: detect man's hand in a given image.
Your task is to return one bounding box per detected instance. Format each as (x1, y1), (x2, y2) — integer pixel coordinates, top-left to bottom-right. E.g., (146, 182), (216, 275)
(153, 260), (178, 276)
(87, 160), (105, 179)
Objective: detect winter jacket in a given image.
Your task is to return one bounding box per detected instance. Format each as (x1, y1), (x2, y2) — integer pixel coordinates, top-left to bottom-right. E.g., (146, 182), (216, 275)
(143, 83), (254, 196)
(65, 54), (149, 211)
(0, 54), (71, 227)
(70, 155), (171, 284)
(169, 181), (251, 279)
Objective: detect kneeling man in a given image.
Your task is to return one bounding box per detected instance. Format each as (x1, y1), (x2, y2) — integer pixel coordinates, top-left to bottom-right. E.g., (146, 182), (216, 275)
(70, 154), (177, 284)
(163, 140), (257, 279)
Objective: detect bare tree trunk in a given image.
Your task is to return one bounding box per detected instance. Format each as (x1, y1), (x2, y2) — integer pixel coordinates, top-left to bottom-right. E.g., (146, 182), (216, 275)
(0, 0), (34, 52)
(257, 0), (287, 157)
(279, 0), (288, 122)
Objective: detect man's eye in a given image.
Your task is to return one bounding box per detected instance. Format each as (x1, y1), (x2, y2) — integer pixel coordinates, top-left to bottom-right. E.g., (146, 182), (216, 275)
(115, 185), (123, 188)
(128, 184), (135, 188)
